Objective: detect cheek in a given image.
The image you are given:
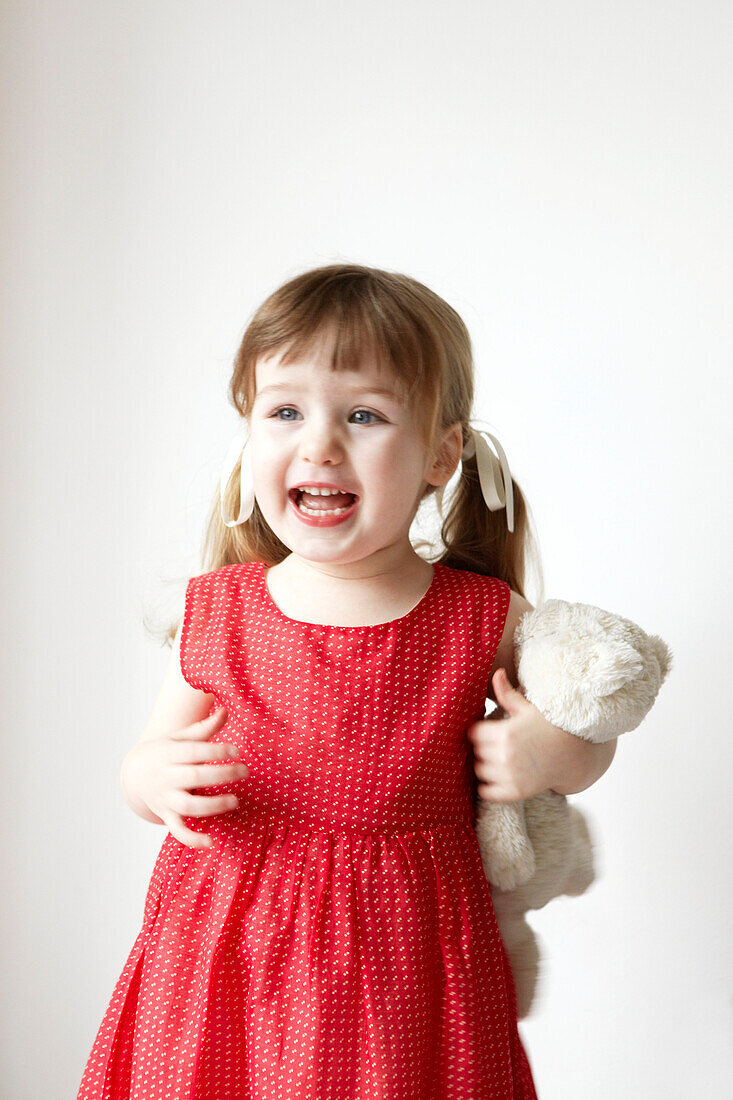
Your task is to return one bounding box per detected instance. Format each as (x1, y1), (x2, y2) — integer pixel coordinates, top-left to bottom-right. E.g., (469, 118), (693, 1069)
(251, 430), (281, 464)
(250, 443), (285, 496)
(384, 445), (428, 487)
(370, 452), (425, 508)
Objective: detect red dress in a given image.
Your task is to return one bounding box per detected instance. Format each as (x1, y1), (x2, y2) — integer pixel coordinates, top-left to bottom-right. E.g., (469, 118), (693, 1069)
(78, 561), (538, 1099)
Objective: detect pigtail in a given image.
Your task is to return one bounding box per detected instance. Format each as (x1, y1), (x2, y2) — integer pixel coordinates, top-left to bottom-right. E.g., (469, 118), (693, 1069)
(436, 448), (544, 605)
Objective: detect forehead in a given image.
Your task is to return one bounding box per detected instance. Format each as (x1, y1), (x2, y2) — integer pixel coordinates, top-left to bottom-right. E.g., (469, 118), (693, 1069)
(255, 346), (406, 400)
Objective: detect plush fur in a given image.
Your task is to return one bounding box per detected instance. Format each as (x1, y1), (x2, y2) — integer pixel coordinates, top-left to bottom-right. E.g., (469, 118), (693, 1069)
(475, 599), (672, 1018)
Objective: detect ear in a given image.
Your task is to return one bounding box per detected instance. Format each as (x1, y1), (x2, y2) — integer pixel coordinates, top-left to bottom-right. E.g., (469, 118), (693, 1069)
(425, 422), (463, 488)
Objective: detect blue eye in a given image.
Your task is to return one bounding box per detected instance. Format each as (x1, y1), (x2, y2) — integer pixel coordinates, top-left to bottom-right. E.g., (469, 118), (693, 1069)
(270, 407), (383, 424)
(350, 409), (383, 425)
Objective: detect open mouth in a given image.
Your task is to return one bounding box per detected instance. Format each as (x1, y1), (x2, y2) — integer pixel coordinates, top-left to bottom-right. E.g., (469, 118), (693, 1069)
(289, 488), (358, 516)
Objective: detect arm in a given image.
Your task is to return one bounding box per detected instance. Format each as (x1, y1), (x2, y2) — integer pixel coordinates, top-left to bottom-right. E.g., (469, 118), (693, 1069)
(549, 736), (617, 795)
(496, 591), (619, 793)
(121, 621), (249, 844)
(475, 590), (619, 801)
(486, 589), (533, 705)
(121, 621), (216, 822)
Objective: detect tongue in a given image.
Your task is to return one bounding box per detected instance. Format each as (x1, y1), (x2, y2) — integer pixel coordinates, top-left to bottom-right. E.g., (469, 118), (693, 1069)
(301, 490), (354, 510)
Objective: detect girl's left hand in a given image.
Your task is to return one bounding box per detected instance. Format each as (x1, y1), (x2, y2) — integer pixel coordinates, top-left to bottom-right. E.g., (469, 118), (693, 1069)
(467, 667), (584, 802)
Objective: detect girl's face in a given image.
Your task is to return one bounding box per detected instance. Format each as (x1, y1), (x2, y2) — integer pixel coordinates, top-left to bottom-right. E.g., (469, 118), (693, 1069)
(249, 333), (457, 571)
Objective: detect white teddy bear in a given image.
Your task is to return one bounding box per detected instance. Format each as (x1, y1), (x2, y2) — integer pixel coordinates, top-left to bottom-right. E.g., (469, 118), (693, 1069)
(474, 599), (672, 1018)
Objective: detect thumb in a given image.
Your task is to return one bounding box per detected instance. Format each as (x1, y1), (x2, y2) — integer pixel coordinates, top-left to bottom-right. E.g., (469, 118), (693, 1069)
(491, 668), (523, 713)
(172, 706), (229, 740)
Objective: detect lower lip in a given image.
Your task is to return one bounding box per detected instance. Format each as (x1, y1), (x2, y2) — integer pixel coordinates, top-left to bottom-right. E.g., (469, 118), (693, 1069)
(289, 493), (359, 527)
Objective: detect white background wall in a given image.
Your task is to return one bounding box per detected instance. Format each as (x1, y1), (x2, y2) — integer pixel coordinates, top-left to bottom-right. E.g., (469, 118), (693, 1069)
(2, 2), (730, 1096)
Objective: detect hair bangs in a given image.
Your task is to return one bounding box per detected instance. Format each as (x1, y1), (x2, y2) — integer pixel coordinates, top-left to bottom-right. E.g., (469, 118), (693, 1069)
(253, 280), (432, 409)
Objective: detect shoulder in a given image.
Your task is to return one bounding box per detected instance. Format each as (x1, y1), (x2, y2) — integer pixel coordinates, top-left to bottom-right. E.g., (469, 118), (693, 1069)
(189, 562), (254, 583)
(181, 563), (261, 642)
(186, 561), (259, 596)
(487, 589), (534, 703)
(436, 567), (529, 697)
(437, 564), (520, 622)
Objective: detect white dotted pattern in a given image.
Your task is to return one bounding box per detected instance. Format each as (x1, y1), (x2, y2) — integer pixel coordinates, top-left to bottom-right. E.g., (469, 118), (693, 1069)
(78, 561), (538, 1098)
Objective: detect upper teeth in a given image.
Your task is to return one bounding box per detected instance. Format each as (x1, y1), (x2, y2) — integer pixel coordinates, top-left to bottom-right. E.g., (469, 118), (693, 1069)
(297, 486), (348, 495)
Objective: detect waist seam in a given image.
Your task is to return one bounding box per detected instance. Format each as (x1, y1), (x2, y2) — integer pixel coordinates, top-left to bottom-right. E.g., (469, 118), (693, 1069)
(229, 815), (474, 837)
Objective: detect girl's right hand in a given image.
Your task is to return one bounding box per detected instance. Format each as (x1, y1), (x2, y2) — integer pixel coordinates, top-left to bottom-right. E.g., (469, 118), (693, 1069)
(121, 707), (251, 848)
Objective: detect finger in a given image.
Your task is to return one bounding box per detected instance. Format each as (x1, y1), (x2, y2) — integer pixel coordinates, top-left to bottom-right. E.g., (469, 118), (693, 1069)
(467, 718), (501, 748)
(174, 761), (251, 788)
(169, 707), (229, 741)
(170, 739), (248, 768)
(473, 759), (495, 784)
(491, 669), (524, 714)
(160, 810), (214, 848)
(477, 780), (523, 803)
(469, 724), (503, 765)
(167, 790), (239, 817)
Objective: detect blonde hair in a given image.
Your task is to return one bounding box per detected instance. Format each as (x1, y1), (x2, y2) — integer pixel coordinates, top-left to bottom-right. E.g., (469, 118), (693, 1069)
(155, 263), (543, 646)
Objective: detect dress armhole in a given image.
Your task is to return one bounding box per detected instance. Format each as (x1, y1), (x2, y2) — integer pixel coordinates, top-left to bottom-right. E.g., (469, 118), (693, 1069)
(482, 577), (511, 700)
(179, 572), (218, 694)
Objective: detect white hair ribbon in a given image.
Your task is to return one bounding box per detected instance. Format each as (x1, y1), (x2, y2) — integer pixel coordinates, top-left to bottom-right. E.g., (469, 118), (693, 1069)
(435, 424), (515, 533)
(465, 425), (515, 533)
(219, 422), (255, 527)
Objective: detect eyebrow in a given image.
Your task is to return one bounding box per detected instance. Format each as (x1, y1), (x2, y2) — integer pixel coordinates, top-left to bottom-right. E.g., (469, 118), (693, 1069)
(255, 381), (403, 401)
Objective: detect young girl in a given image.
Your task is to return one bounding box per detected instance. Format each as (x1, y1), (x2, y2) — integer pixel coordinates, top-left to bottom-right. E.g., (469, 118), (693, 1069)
(78, 264), (616, 1099)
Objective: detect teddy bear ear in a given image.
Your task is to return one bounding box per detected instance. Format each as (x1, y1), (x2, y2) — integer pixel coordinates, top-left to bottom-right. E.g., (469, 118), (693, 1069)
(648, 635), (673, 685)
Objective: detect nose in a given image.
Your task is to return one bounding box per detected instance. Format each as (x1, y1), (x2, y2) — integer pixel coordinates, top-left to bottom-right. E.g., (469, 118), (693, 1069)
(298, 413), (345, 466)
